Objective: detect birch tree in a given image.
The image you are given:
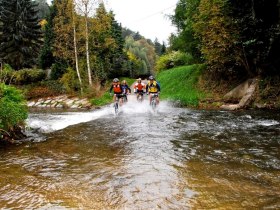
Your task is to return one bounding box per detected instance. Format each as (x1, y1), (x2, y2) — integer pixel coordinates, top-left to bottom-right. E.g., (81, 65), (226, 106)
(75, 0), (99, 86)
(53, 0), (83, 93)
(71, 1), (83, 93)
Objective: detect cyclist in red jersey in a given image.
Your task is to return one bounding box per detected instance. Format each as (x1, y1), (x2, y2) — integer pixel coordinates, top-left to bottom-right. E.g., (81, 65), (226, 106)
(134, 78), (146, 101)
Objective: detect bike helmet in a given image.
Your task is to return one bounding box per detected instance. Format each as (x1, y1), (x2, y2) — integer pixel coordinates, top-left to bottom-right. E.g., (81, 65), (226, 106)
(113, 78), (119, 82)
(149, 75), (154, 80)
(137, 78), (141, 82)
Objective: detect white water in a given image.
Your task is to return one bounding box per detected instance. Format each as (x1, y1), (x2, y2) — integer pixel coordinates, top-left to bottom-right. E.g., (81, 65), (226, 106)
(26, 95), (171, 133)
(27, 94), (280, 134)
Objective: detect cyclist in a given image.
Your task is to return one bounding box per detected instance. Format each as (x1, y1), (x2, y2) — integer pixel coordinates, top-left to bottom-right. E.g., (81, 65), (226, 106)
(121, 80), (131, 102)
(146, 76), (160, 105)
(110, 78), (124, 106)
(134, 78), (146, 101)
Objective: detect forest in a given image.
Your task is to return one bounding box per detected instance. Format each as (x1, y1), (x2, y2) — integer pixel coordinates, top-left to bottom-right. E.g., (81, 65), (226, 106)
(0, 0), (280, 140)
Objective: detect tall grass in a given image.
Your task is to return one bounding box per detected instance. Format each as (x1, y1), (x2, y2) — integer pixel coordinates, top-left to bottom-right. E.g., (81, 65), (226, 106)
(157, 64), (206, 106)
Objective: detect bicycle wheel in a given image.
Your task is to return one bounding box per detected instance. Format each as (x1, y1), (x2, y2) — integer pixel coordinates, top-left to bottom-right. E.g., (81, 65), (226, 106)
(114, 101), (118, 114)
(139, 93), (143, 102)
(151, 97), (156, 110)
(123, 95), (127, 103)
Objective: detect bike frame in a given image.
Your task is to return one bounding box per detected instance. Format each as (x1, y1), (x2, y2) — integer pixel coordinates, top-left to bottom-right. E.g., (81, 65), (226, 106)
(137, 92), (144, 102)
(114, 93), (125, 114)
(150, 93), (158, 110)
(114, 96), (119, 114)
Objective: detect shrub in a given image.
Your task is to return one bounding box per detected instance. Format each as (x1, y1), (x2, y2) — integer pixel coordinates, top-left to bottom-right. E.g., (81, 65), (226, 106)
(0, 83), (28, 134)
(25, 80), (66, 100)
(50, 60), (68, 80)
(60, 67), (81, 93)
(155, 51), (195, 72)
(12, 68), (46, 85)
(0, 64), (15, 84)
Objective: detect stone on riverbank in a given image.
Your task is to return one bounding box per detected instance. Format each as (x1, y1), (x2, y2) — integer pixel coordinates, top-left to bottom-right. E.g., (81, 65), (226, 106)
(28, 95), (92, 109)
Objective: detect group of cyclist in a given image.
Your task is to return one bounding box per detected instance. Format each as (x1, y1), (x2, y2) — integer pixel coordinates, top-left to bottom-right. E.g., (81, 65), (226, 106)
(109, 76), (160, 106)
(109, 78), (131, 106)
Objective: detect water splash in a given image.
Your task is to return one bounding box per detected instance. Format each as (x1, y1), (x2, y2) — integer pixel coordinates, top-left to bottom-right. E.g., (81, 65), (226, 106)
(27, 108), (112, 133)
(26, 95), (172, 133)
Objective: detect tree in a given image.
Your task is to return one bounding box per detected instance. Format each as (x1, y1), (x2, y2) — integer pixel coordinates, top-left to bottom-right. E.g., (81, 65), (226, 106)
(34, 0), (50, 20)
(53, 0), (75, 64)
(230, 0), (280, 76)
(170, 0), (201, 61)
(39, 3), (55, 69)
(90, 3), (115, 81)
(0, 0), (43, 70)
(124, 36), (156, 77)
(193, 0), (238, 74)
(75, 0), (99, 86)
(154, 38), (162, 56)
(53, 0), (83, 92)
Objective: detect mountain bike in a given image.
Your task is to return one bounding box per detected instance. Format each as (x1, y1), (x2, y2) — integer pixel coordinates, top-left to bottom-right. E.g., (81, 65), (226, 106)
(137, 92), (144, 102)
(150, 93), (159, 110)
(114, 94), (125, 114)
(114, 96), (119, 114)
(123, 93), (128, 103)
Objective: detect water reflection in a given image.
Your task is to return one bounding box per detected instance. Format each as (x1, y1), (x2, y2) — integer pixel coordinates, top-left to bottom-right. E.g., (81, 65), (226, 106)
(0, 101), (279, 209)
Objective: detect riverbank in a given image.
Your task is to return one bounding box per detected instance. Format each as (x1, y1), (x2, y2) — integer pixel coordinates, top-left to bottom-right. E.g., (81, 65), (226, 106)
(156, 65), (280, 110)
(27, 95), (93, 109)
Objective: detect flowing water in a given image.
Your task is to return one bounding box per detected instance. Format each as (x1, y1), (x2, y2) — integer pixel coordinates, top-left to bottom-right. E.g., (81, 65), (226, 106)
(0, 97), (279, 209)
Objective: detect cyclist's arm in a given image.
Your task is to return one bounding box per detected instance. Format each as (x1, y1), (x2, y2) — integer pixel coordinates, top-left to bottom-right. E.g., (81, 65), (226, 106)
(156, 83), (161, 92)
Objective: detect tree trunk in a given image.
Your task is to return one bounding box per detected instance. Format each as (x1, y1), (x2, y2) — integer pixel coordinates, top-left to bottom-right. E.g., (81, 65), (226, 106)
(72, 4), (83, 94)
(85, 4), (92, 86)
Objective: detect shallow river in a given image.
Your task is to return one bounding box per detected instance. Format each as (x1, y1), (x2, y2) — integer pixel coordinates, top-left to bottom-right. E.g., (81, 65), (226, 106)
(0, 98), (279, 209)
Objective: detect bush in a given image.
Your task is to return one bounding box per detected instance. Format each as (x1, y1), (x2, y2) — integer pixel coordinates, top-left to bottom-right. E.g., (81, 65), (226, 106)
(155, 51), (195, 72)
(25, 80), (66, 100)
(0, 64), (15, 84)
(12, 68), (46, 85)
(60, 67), (81, 93)
(50, 60), (68, 80)
(0, 83), (28, 133)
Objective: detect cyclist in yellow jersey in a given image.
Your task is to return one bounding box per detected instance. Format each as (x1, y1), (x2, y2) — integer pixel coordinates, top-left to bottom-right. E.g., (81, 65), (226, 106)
(146, 75), (160, 105)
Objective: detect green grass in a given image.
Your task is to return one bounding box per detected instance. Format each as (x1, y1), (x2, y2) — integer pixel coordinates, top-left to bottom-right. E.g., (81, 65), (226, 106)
(157, 64), (206, 106)
(90, 92), (112, 106)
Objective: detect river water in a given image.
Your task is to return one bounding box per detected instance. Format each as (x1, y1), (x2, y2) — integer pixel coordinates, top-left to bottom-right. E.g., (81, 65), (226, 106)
(0, 97), (279, 209)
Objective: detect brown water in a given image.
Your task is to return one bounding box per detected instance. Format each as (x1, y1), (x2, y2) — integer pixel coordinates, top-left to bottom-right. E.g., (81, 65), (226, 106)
(0, 100), (279, 209)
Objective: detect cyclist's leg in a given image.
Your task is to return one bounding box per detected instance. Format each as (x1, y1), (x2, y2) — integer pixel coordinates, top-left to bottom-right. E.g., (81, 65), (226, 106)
(113, 93), (116, 102)
(139, 91), (143, 101)
(125, 94), (128, 102)
(149, 93), (152, 105)
(156, 93), (160, 104)
(136, 91), (139, 100)
(119, 95), (123, 106)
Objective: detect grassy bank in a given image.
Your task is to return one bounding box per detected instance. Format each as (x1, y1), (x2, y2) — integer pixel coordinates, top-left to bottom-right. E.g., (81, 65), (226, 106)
(157, 64), (206, 107)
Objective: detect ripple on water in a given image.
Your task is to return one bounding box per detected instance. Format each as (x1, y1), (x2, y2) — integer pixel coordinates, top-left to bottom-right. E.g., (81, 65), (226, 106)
(0, 105), (279, 209)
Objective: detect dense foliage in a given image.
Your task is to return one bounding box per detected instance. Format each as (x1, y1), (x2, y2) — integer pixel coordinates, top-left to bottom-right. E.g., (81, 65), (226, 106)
(155, 51), (194, 72)
(0, 0), (43, 70)
(0, 83), (27, 139)
(170, 0), (280, 80)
